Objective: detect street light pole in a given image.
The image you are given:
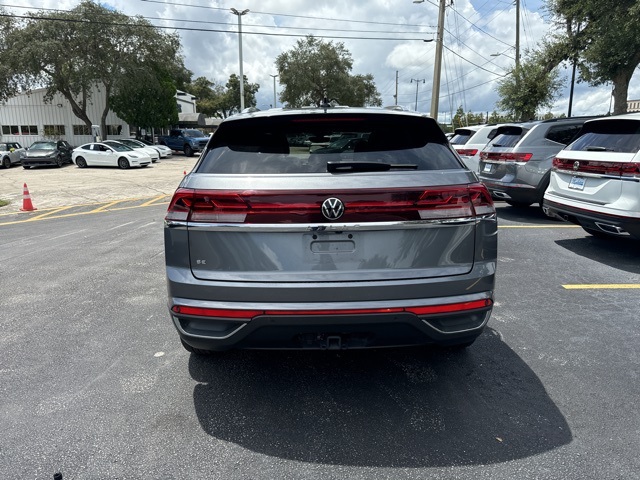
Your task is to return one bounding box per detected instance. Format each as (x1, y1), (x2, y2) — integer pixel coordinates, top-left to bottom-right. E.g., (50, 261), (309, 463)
(230, 8), (249, 111)
(270, 74), (278, 108)
(411, 78), (425, 111)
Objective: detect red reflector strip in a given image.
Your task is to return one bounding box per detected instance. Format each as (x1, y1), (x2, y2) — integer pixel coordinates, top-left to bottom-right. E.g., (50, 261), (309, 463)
(553, 158), (640, 177)
(171, 299), (492, 319)
(171, 305), (262, 319)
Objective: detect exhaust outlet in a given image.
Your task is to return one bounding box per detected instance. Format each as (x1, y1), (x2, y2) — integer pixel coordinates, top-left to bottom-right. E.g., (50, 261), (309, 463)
(595, 222), (627, 236)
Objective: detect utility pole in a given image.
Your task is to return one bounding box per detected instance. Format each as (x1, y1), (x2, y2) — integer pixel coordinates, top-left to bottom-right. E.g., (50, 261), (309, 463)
(430, 0), (446, 121)
(395, 70), (399, 105)
(411, 78), (425, 111)
(270, 74), (278, 108)
(515, 0), (520, 70)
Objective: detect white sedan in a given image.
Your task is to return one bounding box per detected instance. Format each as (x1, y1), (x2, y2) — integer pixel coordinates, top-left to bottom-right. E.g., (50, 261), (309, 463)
(105, 139), (160, 163)
(72, 142), (152, 169)
(137, 138), (173, 158)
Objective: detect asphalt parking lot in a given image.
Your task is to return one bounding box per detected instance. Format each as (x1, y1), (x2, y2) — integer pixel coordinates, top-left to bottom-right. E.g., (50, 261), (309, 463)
(0, 153), (198, 213)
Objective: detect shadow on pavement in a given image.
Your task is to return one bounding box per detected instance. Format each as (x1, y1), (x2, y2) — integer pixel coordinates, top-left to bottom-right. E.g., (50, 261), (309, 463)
(495, 203), (560, 225)
(189, 328), (571, 468)
(555, 235), (640, 274)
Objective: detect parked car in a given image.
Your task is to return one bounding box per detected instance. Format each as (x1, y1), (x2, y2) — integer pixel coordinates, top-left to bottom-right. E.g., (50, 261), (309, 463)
(0, 142), (25, 169)
(137, 138), (172, 158)
(477, 117), (594, 208)
(543, 114), (640, 240)
(449, 126), (482, 147)
(164, 106), (497, 354)
(103, 139), (159, 163)
(72, 142), (152, 169)
(158, 128), (209, 156)
(21, 140), (74, 169)
(453, 124), (504, 172)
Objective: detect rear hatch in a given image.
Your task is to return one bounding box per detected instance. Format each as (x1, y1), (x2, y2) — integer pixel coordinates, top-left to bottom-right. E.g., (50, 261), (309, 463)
(167, 112), (494, 283)
(551, 119), (640, 204)
(478, 125), (531, 180)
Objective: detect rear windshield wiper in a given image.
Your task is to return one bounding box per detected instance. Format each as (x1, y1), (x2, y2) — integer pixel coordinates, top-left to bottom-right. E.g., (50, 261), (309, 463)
(327, 161), (418, 173)
(585, 145), (614, 151)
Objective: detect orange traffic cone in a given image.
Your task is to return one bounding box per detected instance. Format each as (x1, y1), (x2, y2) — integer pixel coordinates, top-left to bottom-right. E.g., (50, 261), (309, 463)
(20, 183), (37, 211)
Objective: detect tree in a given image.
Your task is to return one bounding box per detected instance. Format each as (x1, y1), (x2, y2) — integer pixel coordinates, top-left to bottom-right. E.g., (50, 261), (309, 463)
(545, 0), (640, 114)
(276, 36), (382, 107)
(0, 1), (190, 138)
(495, 52), (565, 121)
(224, 74), (259, 114)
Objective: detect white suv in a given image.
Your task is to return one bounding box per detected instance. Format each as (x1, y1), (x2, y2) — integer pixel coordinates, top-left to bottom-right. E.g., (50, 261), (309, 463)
(543, 114), (640, 240)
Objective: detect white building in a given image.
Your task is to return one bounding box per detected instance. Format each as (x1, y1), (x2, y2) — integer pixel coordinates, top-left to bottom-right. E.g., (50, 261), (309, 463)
(0, 85), (130, 147)
(0, 86), (203, 147)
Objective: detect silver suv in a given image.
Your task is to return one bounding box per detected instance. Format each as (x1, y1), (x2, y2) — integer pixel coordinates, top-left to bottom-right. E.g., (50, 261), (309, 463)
(478, 118), (594, 208)
(164, 106), (497, 353)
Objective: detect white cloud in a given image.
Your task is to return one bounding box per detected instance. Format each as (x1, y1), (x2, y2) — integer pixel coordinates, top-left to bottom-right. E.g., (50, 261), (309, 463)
(9, 0), (640, 120)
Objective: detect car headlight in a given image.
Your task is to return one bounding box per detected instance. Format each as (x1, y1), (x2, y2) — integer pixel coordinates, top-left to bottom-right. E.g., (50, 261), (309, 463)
(130, 154), (140, 158)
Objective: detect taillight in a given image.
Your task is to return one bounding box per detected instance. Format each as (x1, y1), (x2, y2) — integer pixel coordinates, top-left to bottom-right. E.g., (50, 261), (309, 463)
(171, 299), (492, 320)
(481, 152), (533, 162)
(165, 185), (495, 224)
(553, 158), (640, 177)
(456, 149), (478, 156)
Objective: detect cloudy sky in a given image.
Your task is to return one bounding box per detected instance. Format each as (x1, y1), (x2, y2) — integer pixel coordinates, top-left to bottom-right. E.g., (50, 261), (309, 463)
(8, 0), (640, 122)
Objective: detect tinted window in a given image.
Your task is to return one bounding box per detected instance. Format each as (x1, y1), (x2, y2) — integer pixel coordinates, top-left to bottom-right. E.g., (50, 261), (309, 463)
(450, 129), (476, 145)
(545, 125), (582, 145)
(489, 127), (528, 148)
(568, 120), (640, 153)
(198, 114), (459, 174)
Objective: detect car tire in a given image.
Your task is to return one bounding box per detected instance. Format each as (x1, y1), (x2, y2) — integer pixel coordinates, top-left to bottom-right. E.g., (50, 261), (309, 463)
(118, 157), (130, 169)
(505, 200), (532, 208)
(55, 155), (63, 168)
(184, 145), (194, 157)
(75, 157), (88, 168)
(2, 157), (10, 169)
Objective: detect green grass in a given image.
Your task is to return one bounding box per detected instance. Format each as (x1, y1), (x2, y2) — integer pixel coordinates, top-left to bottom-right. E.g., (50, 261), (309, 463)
(0, 199), (10, 208)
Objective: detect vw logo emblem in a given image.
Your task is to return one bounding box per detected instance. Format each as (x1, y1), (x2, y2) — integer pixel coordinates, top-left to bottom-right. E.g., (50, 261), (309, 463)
(321, 197), (345, 220)
(573, 161), (580, 171)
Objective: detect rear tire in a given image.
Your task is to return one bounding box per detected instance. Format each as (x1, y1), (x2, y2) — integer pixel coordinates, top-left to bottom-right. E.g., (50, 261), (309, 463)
(75, 157), (87, 168)
(55, 155), (63, 168)
(184, 144), (194, 157)
(118, 157), (130, 169)
(2, 157), (10, 169)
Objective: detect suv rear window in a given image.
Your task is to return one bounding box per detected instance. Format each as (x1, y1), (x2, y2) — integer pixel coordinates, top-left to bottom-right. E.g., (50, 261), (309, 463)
(489, 126), (529, 148)
(450, 129), (476, 145)
(198, 114), (461, 174)
(567, 120), (640, 153)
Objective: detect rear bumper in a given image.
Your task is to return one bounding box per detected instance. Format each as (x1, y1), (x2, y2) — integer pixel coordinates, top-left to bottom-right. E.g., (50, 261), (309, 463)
(480, 179), (541, 204)
(171, 294), (493, 351)
(543, 198), (640, 239)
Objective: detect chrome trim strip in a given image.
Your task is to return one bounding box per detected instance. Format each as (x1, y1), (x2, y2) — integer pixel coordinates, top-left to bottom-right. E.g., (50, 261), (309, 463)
(172, 315), (248, 340)
(421, 311), (490, 335)
(182, 218), (483, 233)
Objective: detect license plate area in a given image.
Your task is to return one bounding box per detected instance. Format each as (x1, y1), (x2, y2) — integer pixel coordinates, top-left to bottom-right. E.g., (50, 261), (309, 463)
(569, 176), (585, 190)
(482, 163), (493, 173)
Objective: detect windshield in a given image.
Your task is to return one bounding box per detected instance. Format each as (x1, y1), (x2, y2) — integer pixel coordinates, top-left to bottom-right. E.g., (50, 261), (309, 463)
(30, 142), (56, 151)
(104, 142), (134, 152)
(119, 139), (144, 148)
(489, 127), (529, 148)
(449, 130), (476, 145)
(185, 129), (206, 138)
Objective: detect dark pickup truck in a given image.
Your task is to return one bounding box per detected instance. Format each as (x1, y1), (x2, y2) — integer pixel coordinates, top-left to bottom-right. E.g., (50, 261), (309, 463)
(158, 129), (209, 157)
